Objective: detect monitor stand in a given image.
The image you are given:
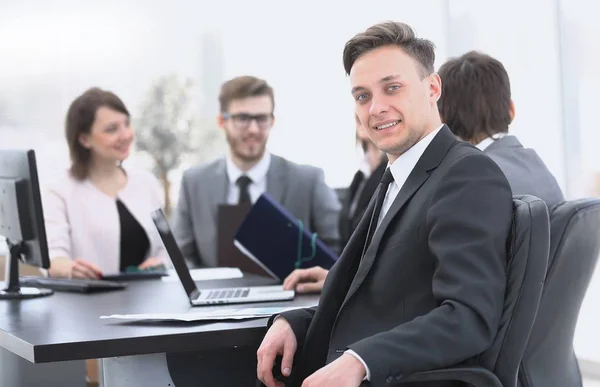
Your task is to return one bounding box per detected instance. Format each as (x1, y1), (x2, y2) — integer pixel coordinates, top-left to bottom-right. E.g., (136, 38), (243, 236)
(0, 239), (53, 300)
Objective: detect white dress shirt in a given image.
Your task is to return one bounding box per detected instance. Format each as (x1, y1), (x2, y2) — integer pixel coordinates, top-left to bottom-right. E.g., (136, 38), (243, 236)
(346, 123), (444, 381)
(225, 152), (271, 204)
(474, 132), (508, 151)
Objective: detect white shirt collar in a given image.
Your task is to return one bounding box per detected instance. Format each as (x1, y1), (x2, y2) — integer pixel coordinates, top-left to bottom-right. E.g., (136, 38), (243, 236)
(475, 132), (508, 151)
(226, 151), (271, 185)
(388, 124), (444, 186)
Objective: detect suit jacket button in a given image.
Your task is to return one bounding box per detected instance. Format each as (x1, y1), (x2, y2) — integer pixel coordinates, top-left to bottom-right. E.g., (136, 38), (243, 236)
(396, 374), (403, 380)
(386, 376), (394, 383)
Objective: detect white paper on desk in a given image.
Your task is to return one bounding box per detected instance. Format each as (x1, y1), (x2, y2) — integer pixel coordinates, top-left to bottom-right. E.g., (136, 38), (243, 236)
(161, 267), (243, 282)
(99, 306), (301, 322)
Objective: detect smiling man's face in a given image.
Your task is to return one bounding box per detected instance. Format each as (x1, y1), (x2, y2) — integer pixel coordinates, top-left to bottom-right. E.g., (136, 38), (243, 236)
(350, 45), (441, 163)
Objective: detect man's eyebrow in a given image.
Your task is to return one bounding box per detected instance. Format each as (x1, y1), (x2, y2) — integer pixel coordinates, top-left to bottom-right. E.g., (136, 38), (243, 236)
(351, 86), (367, 94)
(380, 74), (402, 83)
(351, 74), (403, 94)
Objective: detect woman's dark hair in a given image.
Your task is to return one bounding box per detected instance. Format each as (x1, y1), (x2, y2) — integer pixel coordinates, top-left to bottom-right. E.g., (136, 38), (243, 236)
(65, 87), (129, 179)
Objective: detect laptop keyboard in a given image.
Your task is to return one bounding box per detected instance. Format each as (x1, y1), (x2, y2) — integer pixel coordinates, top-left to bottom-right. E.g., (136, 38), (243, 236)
(207, 288), (250, 300)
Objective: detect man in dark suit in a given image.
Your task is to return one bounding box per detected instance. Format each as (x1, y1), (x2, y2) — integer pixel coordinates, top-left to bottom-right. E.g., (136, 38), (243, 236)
(257, 21), (513, 387)
(437, 51), (565, 208)
(285, 50), (567, 296)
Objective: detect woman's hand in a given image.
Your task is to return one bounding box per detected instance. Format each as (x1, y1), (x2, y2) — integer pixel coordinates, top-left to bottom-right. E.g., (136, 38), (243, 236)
(49, 257), (103, 279)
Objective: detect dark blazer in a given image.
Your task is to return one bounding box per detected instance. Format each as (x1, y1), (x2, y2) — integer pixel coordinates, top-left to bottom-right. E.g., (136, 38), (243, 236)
(339, 160), (387, 249)
(280, 126), (513, 387)
(484, 135), (564, 209)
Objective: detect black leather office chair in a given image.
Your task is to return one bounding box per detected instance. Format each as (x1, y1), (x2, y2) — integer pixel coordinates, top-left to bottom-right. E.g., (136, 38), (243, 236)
(518, 198), (600, 387)
(396, 195), (550, 387)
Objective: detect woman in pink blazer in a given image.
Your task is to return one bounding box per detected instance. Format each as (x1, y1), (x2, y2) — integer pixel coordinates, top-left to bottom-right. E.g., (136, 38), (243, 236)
(44, 87), (167, 279)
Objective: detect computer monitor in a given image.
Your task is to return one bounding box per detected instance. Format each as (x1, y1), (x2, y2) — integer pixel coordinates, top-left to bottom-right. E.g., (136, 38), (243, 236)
(0, 149), (53, 299)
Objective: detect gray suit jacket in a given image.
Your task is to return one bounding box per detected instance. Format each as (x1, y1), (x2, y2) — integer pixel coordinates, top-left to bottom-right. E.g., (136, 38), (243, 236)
(484, 135), (564, 208)
(172, 154), (342, 268)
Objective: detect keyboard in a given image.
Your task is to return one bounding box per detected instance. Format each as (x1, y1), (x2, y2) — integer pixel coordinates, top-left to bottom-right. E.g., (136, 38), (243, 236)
(101, 271), (167, 281)
(205, 288), (250, 300)
(19, 277), (127, 293)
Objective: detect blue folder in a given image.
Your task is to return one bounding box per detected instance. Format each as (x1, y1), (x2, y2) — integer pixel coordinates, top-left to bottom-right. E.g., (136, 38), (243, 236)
(233, 193), (338, 281)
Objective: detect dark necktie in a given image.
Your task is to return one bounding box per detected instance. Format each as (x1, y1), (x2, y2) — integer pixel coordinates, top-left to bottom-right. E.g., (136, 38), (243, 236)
(236, 175), (252, 204)
(362, 168), (394, 256)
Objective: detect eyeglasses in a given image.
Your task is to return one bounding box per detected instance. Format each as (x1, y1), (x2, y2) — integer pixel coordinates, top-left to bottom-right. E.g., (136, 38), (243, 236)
(222, 112), (273, 131)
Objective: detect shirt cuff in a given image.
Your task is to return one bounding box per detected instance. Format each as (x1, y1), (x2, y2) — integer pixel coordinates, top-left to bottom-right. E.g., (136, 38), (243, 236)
(345, 349), (370, 381)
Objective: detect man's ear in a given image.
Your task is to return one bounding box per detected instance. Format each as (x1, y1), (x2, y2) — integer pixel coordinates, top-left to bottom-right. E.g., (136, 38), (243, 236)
(509, 100), (516, 123)
(217, 113), (227, 131)
(430, 73), (442, 103)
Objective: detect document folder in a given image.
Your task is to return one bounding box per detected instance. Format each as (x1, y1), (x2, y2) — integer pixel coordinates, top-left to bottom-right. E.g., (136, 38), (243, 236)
(233, 193), (338, 281)
(217, 203), (271, 277)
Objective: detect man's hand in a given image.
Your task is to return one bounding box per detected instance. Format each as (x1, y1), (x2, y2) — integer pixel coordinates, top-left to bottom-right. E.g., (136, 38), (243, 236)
(257, 318), (298, 387)
(301, 353), (366, 387)
(283, 266), (329, 293)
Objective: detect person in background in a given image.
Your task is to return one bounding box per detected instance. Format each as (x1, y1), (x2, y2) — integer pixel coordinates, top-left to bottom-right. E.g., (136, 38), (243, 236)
(437, 50), (564, 208)
(284, 115), (387, 293)
(339, 114), (388, 248)
(172, 75), (342, 268)
(44, 87), (168, 279)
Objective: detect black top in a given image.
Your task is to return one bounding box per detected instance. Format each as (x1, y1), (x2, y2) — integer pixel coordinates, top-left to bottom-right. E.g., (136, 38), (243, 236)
(117, 199), (150, 271)
(338, 159), (388, 249)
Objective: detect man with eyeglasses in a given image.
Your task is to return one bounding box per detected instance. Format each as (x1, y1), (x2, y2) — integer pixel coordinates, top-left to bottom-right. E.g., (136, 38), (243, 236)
(172, 75), (342, 269)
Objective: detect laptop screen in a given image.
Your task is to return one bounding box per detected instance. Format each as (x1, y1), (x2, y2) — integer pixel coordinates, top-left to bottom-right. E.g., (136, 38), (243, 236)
(151, 209), (200, 300)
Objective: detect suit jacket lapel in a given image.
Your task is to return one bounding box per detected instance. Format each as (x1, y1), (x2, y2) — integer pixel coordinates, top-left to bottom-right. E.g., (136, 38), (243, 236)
(340, 126), (457, 307)
(207, 158), (229, 224)
(266, 155), (288, 204)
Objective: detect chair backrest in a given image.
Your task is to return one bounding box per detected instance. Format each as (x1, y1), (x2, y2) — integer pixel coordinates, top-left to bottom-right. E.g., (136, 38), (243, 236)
(518, 198), (600, 387)
(478, 195), (550, 387)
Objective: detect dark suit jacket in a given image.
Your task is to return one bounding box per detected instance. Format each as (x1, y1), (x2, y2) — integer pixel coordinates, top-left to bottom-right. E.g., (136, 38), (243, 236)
(280, 126), (513, 386)
(484, 135), (564, 209)
(339, 160), (387, 249)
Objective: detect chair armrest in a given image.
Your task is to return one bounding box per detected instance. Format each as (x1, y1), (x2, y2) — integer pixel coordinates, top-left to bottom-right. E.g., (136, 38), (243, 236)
(397, 365), (502, 387)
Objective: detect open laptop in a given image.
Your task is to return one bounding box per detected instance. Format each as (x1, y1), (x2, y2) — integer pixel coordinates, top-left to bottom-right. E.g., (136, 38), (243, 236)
(151, 209), (294, 306)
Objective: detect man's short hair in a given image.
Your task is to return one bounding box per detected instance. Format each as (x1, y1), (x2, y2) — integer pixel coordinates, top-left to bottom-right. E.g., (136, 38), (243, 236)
(342, 21), (436, 77)
(437, 51), (512, 142)
(218, 76), (274, 113)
